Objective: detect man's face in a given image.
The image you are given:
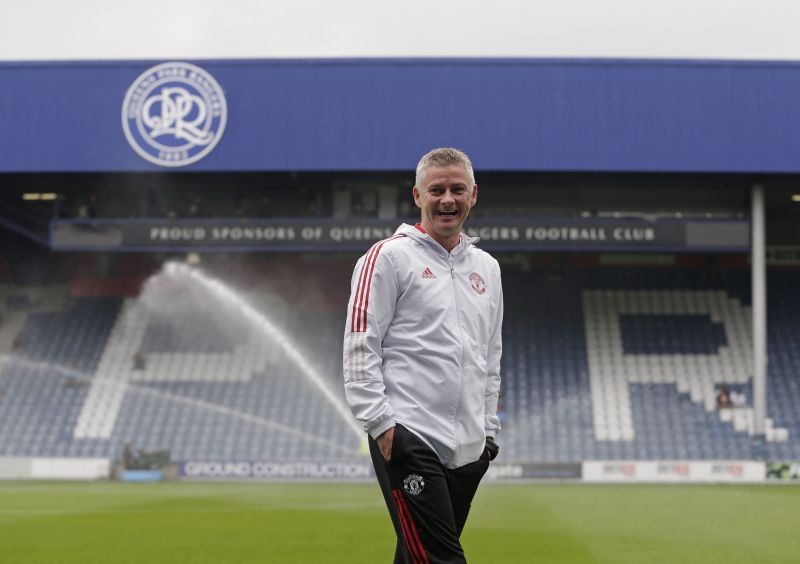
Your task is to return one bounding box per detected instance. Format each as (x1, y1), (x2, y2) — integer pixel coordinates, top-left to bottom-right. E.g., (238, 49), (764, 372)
(413, 164), (478, 243)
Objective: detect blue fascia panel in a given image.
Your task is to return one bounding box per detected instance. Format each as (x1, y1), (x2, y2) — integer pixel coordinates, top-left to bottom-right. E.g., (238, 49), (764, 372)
(1, 58), (799, 173)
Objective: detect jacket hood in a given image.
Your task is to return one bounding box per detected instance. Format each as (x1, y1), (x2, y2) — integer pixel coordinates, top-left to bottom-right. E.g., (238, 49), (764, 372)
(395, 223), (480, 255)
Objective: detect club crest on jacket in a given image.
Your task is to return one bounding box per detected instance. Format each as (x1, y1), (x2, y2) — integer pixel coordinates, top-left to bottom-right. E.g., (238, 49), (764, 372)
(469, 272), (486, 294)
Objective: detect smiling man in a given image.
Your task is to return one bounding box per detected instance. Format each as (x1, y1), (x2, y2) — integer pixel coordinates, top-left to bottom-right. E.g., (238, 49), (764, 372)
(343, 148), (503, 563)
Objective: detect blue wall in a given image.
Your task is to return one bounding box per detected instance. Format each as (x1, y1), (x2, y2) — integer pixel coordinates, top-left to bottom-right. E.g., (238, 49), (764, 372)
(1, 58), (799, 173)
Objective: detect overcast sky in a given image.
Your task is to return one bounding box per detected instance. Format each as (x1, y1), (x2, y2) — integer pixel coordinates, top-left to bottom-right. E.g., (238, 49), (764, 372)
(3, 0), (800, 61)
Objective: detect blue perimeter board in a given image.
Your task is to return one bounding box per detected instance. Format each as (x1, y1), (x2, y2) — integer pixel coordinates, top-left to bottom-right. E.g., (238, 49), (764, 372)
(1, 57), (799, 173)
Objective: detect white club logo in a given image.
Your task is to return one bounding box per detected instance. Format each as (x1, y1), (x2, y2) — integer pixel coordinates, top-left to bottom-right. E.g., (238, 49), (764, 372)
(403, 474), (425, 495)
(122, 62), (227, 167)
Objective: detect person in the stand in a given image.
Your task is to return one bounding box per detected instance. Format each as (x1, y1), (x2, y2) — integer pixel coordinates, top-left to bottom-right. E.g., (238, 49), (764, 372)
(716, 386), (734, 409)
(343, 147), (503, 563)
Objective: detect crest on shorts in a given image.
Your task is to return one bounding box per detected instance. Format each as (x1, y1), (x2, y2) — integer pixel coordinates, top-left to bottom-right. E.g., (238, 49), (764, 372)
(469, 272), (486, 295)
(122, 62), (227, 167)
(403, 474), (425, 495)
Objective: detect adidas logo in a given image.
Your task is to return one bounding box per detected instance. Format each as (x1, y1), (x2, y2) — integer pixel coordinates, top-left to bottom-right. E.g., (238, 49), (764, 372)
(421, 267), (437, 279)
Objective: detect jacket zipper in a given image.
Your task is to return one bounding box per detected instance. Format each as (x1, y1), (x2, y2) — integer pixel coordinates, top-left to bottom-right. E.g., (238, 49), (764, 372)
(449, 253), (466, 462)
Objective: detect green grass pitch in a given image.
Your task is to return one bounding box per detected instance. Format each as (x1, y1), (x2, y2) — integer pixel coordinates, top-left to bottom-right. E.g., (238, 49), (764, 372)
(0, 481), (797, 563)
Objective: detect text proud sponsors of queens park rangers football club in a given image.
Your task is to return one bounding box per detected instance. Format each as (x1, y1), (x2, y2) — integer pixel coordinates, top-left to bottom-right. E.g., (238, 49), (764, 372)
(121, 62), (227, 167)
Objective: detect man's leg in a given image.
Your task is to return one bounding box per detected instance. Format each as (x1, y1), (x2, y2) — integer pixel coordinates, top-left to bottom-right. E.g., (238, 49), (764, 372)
(371, 425), (467, 564)
(446, 459), (490, 537)
(369, 433), (409, 563)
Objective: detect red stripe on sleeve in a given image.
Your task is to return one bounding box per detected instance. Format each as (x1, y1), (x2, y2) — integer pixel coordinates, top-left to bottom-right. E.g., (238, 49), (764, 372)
(351, 243), (379, 332)
(350, 234), (405, 333)
(359, 241), (385, 332)
(356, 241), (384, 332)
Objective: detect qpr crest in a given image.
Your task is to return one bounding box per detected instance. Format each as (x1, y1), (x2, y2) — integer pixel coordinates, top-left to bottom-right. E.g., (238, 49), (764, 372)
(403, 474), (425, 496)
(121, 62), (227, 167)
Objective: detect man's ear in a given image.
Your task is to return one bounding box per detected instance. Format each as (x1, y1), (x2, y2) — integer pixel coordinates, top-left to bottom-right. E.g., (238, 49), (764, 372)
(471, 184), (478, 206)
(412, 186), (422, 209)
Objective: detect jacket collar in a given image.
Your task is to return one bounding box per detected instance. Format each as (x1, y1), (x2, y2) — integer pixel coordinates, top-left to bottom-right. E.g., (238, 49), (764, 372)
(395, 223), (480, 257)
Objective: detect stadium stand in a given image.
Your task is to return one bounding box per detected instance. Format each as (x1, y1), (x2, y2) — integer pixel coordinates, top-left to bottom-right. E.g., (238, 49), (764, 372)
(0, 261), (798, 464)
(0, 263), (361, 462)
(495, 267), (799, 462)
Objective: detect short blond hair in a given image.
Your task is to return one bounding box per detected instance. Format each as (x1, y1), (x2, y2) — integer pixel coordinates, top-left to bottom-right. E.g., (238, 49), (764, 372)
(415, 147), (475, 186)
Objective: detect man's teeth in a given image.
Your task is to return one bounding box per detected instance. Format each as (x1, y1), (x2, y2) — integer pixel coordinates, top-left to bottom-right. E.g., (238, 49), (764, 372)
(437, 211), (458, 216)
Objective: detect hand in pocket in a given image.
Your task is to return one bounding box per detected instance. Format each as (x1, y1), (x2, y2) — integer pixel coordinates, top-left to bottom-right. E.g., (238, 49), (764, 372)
(377, 426), (396, 462)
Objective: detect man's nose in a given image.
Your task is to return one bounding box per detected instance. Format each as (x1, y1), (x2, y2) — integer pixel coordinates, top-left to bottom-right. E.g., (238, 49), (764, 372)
(441, 190), (455, 204)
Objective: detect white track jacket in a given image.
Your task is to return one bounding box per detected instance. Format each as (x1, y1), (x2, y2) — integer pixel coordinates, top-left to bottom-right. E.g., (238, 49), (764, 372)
(343, 223), (503, 469)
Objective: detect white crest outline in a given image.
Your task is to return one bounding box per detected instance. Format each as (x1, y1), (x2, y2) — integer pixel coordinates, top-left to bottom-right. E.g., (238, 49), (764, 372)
(121, 62), (227, 168)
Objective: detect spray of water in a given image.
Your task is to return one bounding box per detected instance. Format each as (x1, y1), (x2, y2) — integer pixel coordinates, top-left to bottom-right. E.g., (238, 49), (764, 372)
(154, 261), (364, 439)
(0, 354), (361, 456)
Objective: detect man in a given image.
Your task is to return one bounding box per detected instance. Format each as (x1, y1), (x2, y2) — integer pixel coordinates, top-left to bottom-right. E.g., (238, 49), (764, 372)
(343, 148), (503, 563)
